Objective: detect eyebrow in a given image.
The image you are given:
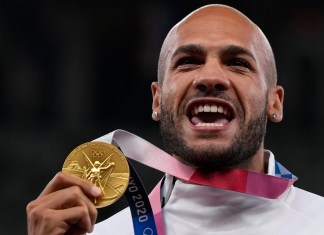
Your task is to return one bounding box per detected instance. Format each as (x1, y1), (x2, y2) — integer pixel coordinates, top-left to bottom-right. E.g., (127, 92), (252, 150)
(171, 44), (207, 60)
(171, 44), (256, 62)
(220, 45), (256, 62)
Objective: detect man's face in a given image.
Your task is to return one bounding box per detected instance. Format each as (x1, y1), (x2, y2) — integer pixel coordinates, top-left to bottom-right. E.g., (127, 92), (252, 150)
(152, 7), (281, 170)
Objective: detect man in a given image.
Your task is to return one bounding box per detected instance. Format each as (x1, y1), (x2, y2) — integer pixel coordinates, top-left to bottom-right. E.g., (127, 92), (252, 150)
(27, 4), (324, 235)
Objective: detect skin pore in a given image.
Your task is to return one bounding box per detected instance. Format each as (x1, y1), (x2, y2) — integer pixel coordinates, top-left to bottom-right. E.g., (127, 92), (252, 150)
(152, 4), (284, 172)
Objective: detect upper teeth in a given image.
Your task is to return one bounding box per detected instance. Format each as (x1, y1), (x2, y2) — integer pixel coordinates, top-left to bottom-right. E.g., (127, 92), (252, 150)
(193, 104), (228, 116)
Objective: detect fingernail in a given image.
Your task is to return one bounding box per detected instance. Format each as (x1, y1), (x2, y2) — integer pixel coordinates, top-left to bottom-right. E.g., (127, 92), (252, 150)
(91, 186), (102, 196)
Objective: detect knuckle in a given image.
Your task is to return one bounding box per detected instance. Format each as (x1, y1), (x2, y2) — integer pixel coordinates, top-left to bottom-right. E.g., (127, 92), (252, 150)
(26, 200), (37, 213)
(54, 171), (65, 182)
(90, 207), (98, 221)
(42, 210), (59, 225)
(41, 210), (52, 222)
(67, 186), (87, 202)
(69, 185), (83, 196)
(26, 200), (42, 217)
(27, 202), (43, 220)
(79, 206), (89, 216)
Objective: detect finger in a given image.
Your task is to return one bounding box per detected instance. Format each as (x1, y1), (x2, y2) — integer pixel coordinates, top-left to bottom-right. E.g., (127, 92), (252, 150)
(59, 206), (96, 233)
(39, 171), (102, 199)
(27, 189), (97, 234)
(27, 207), (94, 235)
(30, 186), (98, 226)
(56, 186), (98, 228)
(37, 186), (98, 222)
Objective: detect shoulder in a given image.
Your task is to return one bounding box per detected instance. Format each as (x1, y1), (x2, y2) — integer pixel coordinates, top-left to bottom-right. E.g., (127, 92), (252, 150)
(91, 207), (134, 235)
(288, 186), (324, 223)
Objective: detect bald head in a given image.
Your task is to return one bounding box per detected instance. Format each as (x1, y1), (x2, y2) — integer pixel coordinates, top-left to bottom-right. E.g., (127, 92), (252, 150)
(157, 4), (277, 87)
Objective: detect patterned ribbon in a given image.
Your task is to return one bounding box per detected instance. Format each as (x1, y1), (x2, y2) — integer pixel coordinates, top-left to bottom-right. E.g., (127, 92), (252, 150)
(94, 129), (297, 235)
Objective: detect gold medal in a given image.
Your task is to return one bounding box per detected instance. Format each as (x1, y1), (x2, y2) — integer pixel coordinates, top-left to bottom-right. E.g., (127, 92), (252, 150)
(62, 141), (130, 208)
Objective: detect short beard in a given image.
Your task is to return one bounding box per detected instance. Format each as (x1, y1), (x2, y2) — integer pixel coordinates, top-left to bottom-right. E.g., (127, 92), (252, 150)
(159, 102), (267, 170)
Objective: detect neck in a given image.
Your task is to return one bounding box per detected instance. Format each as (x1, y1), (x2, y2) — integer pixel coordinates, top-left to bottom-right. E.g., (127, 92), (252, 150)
(234, 148), (267, 173)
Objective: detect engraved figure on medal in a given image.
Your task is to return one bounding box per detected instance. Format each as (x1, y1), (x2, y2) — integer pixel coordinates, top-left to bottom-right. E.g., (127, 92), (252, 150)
(82, 151), (115, 193)
(63, 142), (130, 208)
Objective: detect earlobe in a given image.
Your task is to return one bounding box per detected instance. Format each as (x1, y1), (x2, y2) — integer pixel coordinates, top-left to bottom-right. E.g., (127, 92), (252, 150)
(151, 82), (161, 121)
(267, 86), (284, 123)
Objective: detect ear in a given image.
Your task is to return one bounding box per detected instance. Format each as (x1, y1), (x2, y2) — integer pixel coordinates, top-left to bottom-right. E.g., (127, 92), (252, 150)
(267, 85), (284, 123)
(151, 82), (161, 121)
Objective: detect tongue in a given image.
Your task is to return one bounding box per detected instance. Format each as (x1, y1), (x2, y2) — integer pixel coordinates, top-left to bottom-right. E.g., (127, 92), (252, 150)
(191, 113), (229, 125)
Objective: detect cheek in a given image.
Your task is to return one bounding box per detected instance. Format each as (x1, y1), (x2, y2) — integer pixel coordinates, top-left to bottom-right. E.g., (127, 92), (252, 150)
(235, 81), (267, 117)
(246, 90), (268, 115)
(162, 77), (192, 110)
(161, 86), (181, 114)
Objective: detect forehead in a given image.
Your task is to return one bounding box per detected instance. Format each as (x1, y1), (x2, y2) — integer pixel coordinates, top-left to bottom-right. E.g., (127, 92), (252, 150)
(171, 7), (259, 55)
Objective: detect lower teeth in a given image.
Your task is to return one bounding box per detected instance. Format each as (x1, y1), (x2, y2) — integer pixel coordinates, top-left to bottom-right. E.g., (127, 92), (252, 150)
(195, 123), (224, 127)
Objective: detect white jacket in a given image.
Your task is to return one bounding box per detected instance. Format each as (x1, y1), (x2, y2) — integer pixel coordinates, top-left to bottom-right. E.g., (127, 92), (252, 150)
(91, 152), (324, 235)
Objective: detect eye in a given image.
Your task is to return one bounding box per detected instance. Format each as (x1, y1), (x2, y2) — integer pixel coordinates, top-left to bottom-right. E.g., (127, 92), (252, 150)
(227, 58), (254, 71)
(174, 56), (202, 68)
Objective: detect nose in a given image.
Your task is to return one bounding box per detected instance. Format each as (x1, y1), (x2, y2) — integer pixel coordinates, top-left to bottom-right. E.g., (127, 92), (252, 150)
(193, 63), (230, 93)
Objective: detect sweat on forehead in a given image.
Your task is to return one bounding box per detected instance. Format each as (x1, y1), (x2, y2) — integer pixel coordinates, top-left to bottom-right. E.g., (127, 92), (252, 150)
(157, 4), (277, 86)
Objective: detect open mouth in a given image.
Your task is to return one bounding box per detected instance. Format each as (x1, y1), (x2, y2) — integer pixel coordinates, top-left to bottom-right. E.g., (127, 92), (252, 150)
(186, 99), (235, 127)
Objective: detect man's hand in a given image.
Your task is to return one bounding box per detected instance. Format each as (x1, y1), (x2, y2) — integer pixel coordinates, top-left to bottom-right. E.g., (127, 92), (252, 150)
(27, 172), (102, 235)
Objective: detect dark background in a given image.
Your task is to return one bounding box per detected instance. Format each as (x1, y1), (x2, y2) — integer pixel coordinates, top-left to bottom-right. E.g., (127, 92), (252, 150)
(0, 0), (323, 234)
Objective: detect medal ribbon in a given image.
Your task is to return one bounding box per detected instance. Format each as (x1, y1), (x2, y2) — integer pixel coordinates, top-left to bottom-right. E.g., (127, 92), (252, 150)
(124, 161), (158, 235)
(94, 129), (297, 235)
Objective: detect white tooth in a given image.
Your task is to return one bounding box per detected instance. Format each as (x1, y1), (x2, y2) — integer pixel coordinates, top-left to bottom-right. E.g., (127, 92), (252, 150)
(204, 104), (211, 112)
(223, 107), (228, 116)
(194, 106), (199, 115)
(213, 123), (222, 127)
(211, 105), (217, 112)
(196, 122), (227, 127)
(198, 105), (204, 112)
(218, 106), (223, 113)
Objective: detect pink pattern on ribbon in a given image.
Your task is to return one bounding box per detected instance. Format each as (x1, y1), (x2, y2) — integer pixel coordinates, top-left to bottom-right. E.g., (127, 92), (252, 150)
(246, 172), (294, 199)
(190, 168), (249, 193)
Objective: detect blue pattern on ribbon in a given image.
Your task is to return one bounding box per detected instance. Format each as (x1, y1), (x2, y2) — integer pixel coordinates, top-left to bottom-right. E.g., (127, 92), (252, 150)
(275, 161), (297, 180)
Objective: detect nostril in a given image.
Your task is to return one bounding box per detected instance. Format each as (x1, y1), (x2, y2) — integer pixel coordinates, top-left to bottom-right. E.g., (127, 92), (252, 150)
(214, 84), (227, 91)
(196, 84), (207, 92)
(193, 76), (230, 93)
